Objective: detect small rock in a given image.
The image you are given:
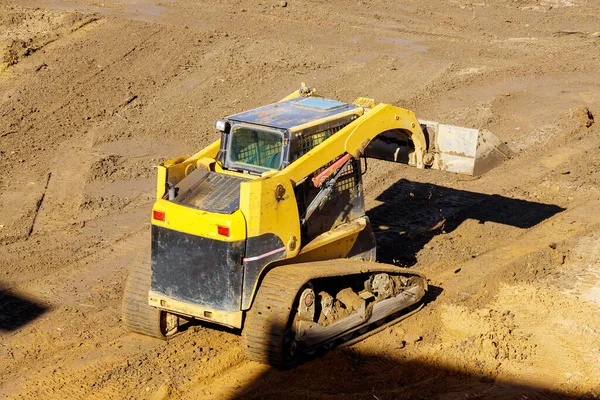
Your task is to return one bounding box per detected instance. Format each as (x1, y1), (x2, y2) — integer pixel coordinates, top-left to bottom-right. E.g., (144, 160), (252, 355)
(454, 268), (461, 274)
(549, 242), (557, 250)
(477, 308), (492, 317)
(149, 384), (171, 400)
(201, 356), (209, 362)
(404, 333), (422, 344)
(279, 1), (287, 7)
(589, 32), (600, 38)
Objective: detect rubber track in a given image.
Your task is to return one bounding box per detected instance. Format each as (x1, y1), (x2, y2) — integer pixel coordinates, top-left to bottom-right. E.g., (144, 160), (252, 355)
(121, 259), (165, 339)
(242, 260), (426, 367)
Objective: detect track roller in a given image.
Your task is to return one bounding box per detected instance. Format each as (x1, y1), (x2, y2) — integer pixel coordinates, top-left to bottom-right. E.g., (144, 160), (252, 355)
(242, 260), (426, 367)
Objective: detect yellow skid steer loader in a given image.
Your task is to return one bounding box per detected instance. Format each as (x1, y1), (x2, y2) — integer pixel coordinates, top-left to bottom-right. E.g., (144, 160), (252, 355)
(122, 84), (512, 366)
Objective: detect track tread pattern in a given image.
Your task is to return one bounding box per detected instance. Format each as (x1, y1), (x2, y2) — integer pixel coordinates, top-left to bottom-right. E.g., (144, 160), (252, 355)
(242, 260), (425, 367)
(121, 259), (165, 339)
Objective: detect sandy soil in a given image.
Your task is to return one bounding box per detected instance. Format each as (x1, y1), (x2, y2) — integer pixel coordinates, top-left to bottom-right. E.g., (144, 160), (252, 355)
(1, 0), (599, 398)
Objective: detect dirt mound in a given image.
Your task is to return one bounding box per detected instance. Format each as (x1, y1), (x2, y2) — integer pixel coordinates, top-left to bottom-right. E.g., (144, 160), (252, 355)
(559, 105), (595, 137)
(0, 7), (93, 71)
(440, 305), (537, 368)
(3, 38), (32, 66)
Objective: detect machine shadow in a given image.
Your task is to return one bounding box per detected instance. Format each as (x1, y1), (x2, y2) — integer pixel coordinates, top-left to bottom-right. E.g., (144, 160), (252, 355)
(0, 285), (49, 332)
(230, 183), (567, 398)
(367, 179), (565, 267)
(233, 319), (583, 399)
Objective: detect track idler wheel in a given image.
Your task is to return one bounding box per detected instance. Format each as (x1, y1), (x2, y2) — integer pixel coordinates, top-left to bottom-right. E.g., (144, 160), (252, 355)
(122, 259), (179, 339)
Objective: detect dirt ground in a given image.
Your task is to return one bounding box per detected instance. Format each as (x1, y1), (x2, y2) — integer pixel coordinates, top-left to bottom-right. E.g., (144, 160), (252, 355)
(1, 0), (599, 398)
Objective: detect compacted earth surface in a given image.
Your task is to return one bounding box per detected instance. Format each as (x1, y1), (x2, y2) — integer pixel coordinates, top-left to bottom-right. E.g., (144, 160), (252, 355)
(1, 0), (599, 398)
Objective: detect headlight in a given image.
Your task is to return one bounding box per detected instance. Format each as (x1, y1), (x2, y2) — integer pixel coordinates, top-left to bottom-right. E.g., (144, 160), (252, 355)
(215, 119), (229, 132)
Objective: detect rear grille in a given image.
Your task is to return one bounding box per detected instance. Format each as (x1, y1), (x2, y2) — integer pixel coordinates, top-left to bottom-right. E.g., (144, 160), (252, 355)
(174, 171), (249, 214)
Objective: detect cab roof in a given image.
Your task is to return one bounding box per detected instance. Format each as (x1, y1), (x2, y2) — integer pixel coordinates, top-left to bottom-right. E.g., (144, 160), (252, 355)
(226, 97), (359, 130)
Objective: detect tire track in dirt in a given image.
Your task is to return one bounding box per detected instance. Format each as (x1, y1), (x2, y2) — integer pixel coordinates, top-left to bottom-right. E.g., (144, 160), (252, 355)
(32, 132), (95, 234)
(25, 171), (51, 238)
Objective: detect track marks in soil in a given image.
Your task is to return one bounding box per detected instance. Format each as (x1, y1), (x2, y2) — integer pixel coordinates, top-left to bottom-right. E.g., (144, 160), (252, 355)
(26, 172), (51, 238)
(33, 133), (95, 234)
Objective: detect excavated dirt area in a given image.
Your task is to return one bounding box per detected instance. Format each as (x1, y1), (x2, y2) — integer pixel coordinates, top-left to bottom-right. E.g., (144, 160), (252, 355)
(1, 0), (599, 398)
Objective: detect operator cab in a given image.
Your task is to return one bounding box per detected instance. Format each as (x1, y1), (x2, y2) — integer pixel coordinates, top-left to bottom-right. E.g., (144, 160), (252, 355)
(215, 96), (368, 243)
(216, 97), (361, 175)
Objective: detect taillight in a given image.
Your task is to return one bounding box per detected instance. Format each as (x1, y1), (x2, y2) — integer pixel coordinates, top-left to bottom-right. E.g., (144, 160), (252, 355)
(217, 225), (230, 237)
(153, 210), (165, 222)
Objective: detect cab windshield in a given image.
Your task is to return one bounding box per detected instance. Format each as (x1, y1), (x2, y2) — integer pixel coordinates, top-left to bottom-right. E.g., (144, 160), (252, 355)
(226, 124), (283, 172)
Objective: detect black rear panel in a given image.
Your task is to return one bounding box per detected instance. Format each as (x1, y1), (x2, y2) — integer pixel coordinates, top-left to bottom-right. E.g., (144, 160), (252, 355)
(150, 225), (245, 312)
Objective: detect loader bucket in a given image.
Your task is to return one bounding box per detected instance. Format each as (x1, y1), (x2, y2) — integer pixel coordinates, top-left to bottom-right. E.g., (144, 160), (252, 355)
(420, 120), (514, 176)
